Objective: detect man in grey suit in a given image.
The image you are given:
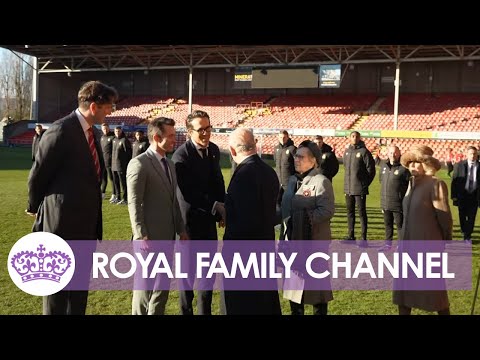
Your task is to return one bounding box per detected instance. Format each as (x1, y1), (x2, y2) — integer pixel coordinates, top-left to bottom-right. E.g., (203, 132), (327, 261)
(27, 80), (118, 315)
(127, 117), (189, 315)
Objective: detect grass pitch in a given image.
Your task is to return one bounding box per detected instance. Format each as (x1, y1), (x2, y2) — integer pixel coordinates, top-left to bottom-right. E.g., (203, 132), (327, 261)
(0, 147), (478, 315)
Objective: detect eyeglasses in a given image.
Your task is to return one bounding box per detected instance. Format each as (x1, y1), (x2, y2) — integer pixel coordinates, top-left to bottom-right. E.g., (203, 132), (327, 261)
(191, 126), (212, 134)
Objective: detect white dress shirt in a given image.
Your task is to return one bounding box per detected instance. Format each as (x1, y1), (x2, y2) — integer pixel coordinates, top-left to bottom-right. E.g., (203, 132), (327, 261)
(466, 161), (477, 192)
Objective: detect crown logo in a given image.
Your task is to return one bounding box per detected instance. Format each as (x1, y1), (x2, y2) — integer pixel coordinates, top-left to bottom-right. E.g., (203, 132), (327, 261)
(10, 244), (72, 283)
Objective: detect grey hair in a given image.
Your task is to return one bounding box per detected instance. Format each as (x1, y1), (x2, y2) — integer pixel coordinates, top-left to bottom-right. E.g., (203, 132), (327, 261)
(229, 128), (256, 154)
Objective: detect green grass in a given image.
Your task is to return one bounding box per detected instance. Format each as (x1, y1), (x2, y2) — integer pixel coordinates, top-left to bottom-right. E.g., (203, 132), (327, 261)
(0, 147), (479, 315)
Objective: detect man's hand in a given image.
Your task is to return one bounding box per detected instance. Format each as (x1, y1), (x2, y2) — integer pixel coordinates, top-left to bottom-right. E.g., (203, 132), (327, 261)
(214, 202), (226, 226)
(25, 209), (36, 218)
(140, 236), (149, 251)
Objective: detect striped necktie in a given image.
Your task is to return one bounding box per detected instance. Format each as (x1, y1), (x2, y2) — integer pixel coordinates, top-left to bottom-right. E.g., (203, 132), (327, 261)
(87, 127), (101, 182)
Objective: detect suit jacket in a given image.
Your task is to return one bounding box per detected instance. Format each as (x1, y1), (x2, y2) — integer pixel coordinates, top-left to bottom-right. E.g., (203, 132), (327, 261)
(224, 154), (279, 240)
(451, 159), (480, 205)
(172, 140), (225, 239)
(27, 112), (104, 240)
(126, 148), (185, 240)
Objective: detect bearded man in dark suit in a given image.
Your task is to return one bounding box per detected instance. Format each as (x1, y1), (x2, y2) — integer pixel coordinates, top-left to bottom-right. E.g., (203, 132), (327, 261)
(172, 110), (226, 315)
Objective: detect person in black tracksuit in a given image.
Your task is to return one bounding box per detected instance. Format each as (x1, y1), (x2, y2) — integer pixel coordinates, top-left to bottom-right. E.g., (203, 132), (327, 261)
(274, 130), (296, 207)
(132, 130), (149, 158)
(100, 123), (115, 200)
(313, 135), (339, 182)
(378, 145), (410, 251)
(342, 131), (376, 247)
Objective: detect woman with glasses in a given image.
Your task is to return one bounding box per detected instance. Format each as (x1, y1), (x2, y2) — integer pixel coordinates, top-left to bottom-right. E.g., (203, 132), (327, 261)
(281, 140), (335, 315)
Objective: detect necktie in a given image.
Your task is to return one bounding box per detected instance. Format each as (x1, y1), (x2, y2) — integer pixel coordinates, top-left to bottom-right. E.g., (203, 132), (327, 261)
(200, 148), (207, 160)
(87, 127), (101, 182)
(468, 164), (474, 193)
(161, 157), (171, 184)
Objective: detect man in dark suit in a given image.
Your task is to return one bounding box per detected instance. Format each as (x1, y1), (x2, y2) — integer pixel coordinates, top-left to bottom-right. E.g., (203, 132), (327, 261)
(31, 124), (45, 161)
(100, 123), (115, 200)
(172, 110), (226, 315)
(223, 128), (281, 315)
(26, 80), (118, 315)
(451, 146), (480, 244)
(111, 126), (132, 205)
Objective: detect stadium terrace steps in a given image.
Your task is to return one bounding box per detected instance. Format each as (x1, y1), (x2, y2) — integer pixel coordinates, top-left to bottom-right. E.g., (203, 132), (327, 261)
(360, 93), (480, 131)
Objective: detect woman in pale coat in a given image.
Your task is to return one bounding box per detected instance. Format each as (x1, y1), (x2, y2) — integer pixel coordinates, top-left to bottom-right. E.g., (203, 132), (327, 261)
(281, 140), (335, 315)
(394, 145), (452, 315)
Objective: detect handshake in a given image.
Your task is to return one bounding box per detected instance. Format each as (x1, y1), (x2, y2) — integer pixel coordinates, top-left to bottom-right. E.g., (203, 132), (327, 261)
(214, 202), (226, 228)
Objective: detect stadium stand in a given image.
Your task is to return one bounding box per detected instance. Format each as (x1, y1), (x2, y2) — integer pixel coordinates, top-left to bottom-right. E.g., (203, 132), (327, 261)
(7, 93), (480, 164)
(8, 130), (35, 146)
(360, 93), (480, 131)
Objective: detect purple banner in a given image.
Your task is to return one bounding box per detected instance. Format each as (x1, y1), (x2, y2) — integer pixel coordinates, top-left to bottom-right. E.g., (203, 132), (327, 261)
(44, 240), (471, 291)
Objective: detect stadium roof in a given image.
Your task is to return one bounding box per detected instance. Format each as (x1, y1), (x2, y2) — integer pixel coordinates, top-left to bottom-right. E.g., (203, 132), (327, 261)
(2, 45), (480, 73)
